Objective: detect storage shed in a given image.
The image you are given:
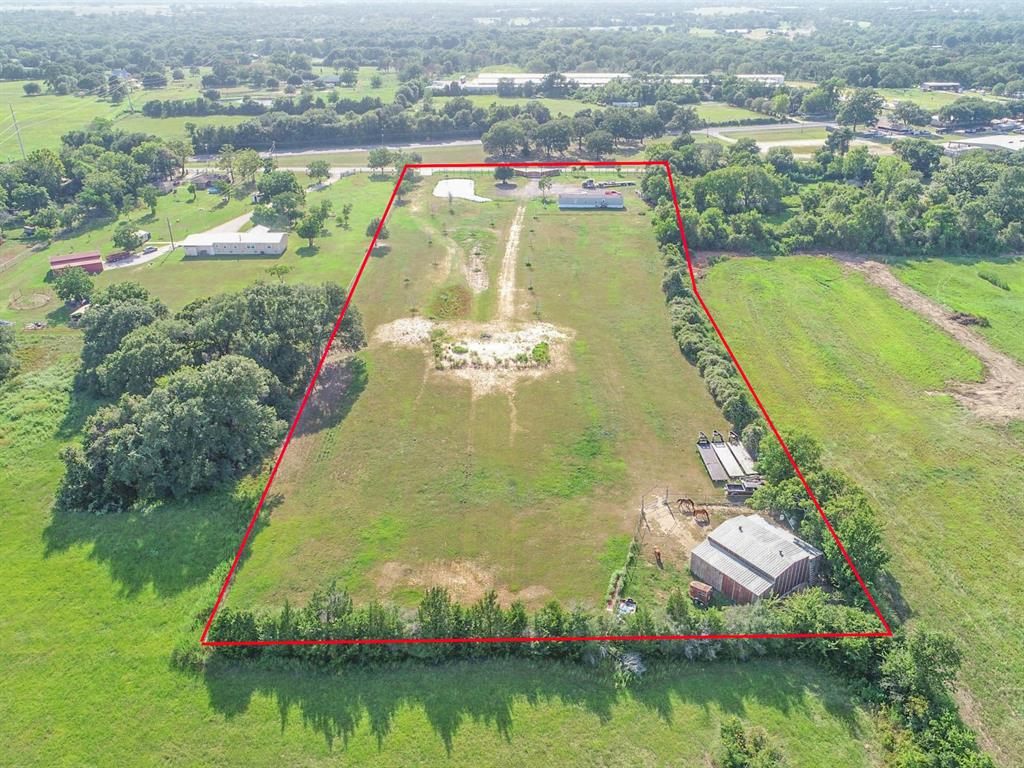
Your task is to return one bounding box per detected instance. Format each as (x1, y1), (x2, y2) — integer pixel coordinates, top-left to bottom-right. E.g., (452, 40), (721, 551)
(690, 515), (822, 604)
(558, 190), (625, 210)
(49, 252), (104, 275)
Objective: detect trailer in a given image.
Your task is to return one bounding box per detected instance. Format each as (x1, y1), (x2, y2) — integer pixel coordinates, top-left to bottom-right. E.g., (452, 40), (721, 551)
(582, 179), (637, 189)
(711, 431), (745, 478)
(725, 477), (765, 499)
(727, 432), (758, 476)
(696, 432), (729, 482)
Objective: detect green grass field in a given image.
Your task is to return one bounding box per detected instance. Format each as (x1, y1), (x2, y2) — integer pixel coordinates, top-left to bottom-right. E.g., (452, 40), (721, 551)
(695, 102), (769, 124)
(2, 67), (397, 161)
(252, 143), (491, 168)
(893, 256), (1024, 363)
(227, 177), (728, 612)
(0, 200), (885, 767)
(2, 80), (122, 159)
(726, 126), (827, 142)
(701, 256), (1024, 766)
(432, 94), (590, 116)
(876, 87), (964, 112)
(1, 77), (213, 160)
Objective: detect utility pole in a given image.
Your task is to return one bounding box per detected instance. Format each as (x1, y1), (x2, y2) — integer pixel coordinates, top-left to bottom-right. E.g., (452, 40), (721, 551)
(9, 105), (26, 160)
(166, 217), (175, 249)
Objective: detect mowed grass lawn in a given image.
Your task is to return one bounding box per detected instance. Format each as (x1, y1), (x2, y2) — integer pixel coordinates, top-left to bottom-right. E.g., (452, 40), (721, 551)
(727, 126), (827, 142)
(0, 237), (883, 768)
(695, 102), (769, 124)
(876, 87), (965, 112)
(432, 94), (590, 116)
(227, 178), (727, 613)
(893, 256), (1024, 363)
(700, 257), (1024, 766)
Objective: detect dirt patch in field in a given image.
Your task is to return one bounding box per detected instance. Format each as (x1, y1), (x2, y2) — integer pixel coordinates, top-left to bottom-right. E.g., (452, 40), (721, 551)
(843, 258), (1024, 423)
(375, 559), (552, 607)
(462, 244), (488, 293)
(373, 317), (573, 397)
(640, 491), (744, 562)
(371, 203), (575, 397)
(497, 205), (525, 321)
(8, 290), (53, 310)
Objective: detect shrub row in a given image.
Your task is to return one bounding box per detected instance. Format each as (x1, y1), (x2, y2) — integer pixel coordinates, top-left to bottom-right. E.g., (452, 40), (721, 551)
(659, 244), (758, 433)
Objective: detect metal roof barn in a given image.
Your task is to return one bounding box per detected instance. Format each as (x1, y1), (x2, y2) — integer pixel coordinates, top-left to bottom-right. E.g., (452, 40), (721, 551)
(690, 515), (822, 604)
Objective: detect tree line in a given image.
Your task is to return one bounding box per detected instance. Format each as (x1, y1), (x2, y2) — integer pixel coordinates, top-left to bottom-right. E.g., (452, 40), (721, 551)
(199, 577), (988, 766)
(643, 131), (1024, 259)
(5, 4), (1024, 97)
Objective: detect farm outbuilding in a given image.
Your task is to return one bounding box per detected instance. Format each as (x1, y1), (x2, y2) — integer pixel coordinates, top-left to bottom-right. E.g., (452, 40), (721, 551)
(690, 515), (822, 604)
(558, 190), (625, 210)
(49, 252), (103, 275)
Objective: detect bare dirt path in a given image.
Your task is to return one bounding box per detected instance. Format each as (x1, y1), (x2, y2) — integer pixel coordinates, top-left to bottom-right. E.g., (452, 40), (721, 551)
(844, 258), (1024, 423)
(497, 204), (525, 322)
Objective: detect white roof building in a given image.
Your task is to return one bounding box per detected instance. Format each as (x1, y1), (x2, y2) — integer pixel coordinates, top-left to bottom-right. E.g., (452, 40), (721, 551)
(432, 72), (783, 93)
(180, 227), (288, 257)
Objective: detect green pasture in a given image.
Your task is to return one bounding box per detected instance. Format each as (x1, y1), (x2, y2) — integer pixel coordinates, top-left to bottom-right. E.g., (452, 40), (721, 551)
(2, 80), (120, 160)
(227, 177), (726, 612)
(1, 77), (212, 160)
(0, 209), (883, 768)
(875, 87), (963, 112)
(431, 94), (589, 116)
(701, 256), (1024, 766)
(726, 126), (827, 142)
(894, 256), (1024, 363)
(695, 102), (769, 124)
(308, 66), (401, 101)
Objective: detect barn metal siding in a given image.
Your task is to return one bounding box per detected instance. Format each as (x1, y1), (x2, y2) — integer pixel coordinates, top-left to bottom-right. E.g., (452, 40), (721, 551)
(721, 574), (757, 604)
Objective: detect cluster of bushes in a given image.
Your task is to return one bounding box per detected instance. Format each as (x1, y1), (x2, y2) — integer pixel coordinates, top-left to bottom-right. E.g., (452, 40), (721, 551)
(0, 325), (18, 383)
(141, 96), (269, 118)
(750, 431), (890, 606)
(658, 243), (759, 434)
(59, 281), (365, 513)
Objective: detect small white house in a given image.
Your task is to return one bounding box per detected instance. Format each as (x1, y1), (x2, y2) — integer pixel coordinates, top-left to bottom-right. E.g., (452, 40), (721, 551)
(180, 229), (288, 257)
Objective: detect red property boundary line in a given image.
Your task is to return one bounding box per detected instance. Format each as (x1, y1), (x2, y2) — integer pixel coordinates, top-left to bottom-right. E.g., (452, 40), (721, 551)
(200, 160), (893, 646)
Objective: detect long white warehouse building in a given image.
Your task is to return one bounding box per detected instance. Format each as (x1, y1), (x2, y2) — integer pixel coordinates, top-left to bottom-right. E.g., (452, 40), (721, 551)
(432, 72), (784, 93)
(180, 230), (288, 257)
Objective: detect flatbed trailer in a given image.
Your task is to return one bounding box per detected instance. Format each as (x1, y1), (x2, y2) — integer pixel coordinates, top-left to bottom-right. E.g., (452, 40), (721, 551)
(711, 431), (745, 478)
(696, 433), (729, 482)
(727, 434), (758, 475)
